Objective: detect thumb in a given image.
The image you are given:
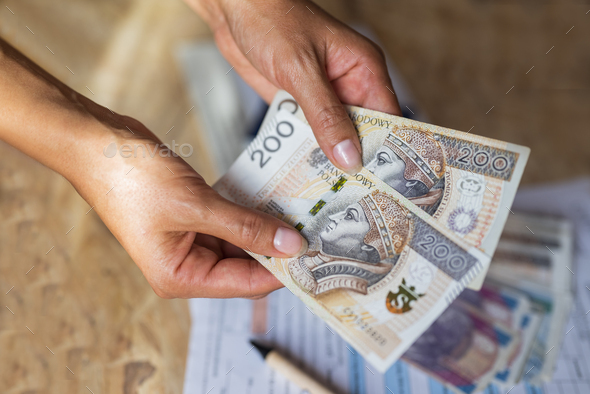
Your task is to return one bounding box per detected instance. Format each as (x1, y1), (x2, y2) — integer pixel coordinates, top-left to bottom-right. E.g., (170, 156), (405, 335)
(196, 191), (308, 258)
(288, 69), (363, 175)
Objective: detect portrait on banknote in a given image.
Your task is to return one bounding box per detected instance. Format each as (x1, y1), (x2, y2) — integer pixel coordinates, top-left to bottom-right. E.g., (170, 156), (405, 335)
(280, 160), (479, 305)
(288, 190), (413, 296)
(350, 106), (528, 255)
(365, 127), (447, 215)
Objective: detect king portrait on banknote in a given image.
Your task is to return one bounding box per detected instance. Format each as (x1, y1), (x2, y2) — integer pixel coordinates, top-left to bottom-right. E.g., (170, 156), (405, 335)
(289, 190), (412, 296)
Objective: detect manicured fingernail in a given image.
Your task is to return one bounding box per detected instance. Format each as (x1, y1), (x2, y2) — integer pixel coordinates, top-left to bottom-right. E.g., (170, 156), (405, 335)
(274, 227), (308, 257)
(333, 139), (362, 174)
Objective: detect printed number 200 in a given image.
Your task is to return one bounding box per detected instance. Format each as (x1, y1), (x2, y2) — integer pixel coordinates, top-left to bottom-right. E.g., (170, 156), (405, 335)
(250, 121), (295, 168)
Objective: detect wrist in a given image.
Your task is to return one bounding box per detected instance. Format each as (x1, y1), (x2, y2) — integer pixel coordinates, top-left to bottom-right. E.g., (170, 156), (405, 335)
(58, 117), (125, 191)
(0, 39), (134, 188)
(60, 107), (160, 203)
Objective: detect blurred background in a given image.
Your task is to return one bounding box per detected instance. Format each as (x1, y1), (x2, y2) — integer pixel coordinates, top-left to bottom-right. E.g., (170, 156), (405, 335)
(0, 0), (588, 392)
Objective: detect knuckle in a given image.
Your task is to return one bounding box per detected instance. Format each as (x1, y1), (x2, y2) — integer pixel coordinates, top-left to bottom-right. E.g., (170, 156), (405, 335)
(272, 47), (319, 89)
(371, 43), (386, 62)
(239, 211), (268, 247)
(152, 287), (173, 299)
(356, 39), (387, 73)
(147, 266), (177, 299)
(315, 105), (350, 135)
(361, 36), (386, 61)
(151, 280), (174, 299)
(245, 293), (269, 300)
(192, 188), (222, 224)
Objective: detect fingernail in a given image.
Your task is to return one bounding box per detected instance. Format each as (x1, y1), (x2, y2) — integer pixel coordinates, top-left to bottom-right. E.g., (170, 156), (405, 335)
(274, 227), (308, 257)
(333, 139), (362, 174)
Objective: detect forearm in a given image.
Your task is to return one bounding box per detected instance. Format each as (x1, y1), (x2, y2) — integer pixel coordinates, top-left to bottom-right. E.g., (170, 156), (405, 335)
(0, 38), (130, 183)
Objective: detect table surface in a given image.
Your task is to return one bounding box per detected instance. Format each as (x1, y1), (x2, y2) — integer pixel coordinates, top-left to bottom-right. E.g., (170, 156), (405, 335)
(1, 0), (588, 392)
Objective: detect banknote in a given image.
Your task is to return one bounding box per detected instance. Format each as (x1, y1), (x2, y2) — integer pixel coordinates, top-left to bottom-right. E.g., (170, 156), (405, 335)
(496, 308), (542, 387)
(260, 91), (530, 290)
(458, 283), (542, 387)
(489, 212), (574, 295)
(498, 212), (572, 250)
(487, 243), (572, 300)
(487, 213), (574, 384)
(402, 295), (518, 394)
(523, 294), (573, 385)
(214, 109), (489, 372)
(459, 284), (529, 330)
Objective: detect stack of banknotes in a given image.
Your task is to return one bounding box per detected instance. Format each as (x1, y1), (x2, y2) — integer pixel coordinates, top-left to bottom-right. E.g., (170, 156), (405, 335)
(403, 211), (574, 392)
(213, 91), (533, 377)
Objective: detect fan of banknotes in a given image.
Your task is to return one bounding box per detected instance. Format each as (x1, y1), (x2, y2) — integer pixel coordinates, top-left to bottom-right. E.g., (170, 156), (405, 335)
(212, 91), (570, 391)
(403, 211), (574, 392)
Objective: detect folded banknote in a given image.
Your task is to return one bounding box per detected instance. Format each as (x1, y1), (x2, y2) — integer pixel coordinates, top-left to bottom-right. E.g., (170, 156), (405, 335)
(260, 91), (530, 290)
(488, 213), (574, 384)
(489, 212), (574, 296)
(403, 291), (519, 394)
(406, 212), (574, 391)
(463, 283), (541, 388)
(214, 109), (490, 372)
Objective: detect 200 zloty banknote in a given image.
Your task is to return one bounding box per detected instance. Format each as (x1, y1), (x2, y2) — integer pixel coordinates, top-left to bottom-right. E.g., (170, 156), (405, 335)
(261, 91), (530, 289)
(214, 110), (490, 372)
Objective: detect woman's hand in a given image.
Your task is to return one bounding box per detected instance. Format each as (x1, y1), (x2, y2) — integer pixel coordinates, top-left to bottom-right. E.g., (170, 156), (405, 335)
(0, 38), (307, 299)
(187, 0), (402, 174)
(69, 113), (307, 299)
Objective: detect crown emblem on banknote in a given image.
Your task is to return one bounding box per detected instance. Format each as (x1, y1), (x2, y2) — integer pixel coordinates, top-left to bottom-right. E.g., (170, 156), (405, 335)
(385, 278), (425, 314)
(359, 191), (413, 259)
(307, 147), (329, 169)
(383, 129), (446, 189)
